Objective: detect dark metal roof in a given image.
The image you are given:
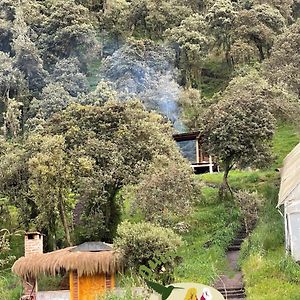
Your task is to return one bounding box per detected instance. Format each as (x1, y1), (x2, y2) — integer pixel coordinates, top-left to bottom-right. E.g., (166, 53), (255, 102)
(70, 242), (113, 252)
(173, 131), (201, 142)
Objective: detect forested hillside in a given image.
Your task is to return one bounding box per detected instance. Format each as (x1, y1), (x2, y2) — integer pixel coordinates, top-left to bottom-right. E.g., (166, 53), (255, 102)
(1, 0), (300, 299)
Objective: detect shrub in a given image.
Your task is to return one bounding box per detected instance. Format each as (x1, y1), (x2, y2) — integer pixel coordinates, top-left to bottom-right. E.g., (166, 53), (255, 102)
(234, 190), (263, 234)
(114, 221), (183, 283)
(132, 155), (198, 228)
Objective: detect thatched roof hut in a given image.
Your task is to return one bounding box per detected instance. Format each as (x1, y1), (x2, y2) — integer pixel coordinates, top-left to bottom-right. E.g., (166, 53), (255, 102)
(12, 242), (123, 280)
(13, 240), (123, 300)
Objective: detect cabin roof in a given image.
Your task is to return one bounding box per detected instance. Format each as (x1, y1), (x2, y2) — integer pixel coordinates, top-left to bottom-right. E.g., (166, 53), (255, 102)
(12, 243), (122, 279)
(173, 131), (201, 142)
(70, 241), (113, 252)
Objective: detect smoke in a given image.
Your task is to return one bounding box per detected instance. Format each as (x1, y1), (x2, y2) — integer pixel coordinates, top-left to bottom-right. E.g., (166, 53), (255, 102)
(100, 41), (185, 132)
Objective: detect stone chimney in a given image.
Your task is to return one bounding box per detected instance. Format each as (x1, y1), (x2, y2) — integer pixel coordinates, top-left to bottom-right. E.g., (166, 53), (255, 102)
(23, 232), (43, 299)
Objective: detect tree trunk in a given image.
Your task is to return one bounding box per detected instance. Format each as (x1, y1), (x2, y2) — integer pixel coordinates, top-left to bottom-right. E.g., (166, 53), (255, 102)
(57, 187), (72, 246)
(219, 162), (233, 199)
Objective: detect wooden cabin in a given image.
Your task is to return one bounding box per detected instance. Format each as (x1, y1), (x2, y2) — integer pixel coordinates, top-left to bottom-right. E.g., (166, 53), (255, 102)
(173, 131), (218, 174)
(12, 233), (122, 300)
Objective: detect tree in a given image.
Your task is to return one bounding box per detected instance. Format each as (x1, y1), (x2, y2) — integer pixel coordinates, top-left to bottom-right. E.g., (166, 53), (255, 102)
(234, 4), (285, 61)
(166, 14), (211, 88)
(201, 86), (275, 197)
(132, 155), (197, 227)
(35, 0), (97, 68)
(179, 88), (213, 131)
(264, 20), (300, 97)
(144, 0), (192, 39)
(28, 134), (74, 247)
(51, 58), (89, 97)
(206, 0), (237, 64)
(29, 83), (73, 120)
(43, 100), (184, 242)
(12, 6), (48, 94)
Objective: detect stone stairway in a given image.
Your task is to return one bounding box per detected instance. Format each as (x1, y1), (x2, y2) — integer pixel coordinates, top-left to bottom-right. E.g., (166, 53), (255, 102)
(214, 228), (247, 299)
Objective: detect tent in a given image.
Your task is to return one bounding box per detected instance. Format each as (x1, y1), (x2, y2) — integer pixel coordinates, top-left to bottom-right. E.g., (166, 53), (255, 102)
(278, 142), (300, 261)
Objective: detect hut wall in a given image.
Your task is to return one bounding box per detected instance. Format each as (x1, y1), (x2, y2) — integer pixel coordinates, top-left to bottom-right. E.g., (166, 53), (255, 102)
(70, 271), (115, 300)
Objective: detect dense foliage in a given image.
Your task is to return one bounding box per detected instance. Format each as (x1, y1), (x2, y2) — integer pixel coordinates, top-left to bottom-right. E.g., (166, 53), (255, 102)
(0, 0), (300, 297)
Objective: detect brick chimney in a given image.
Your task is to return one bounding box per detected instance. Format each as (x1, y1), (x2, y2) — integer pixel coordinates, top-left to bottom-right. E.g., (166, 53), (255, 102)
(23, 232), (43, 299)
(24, 232), (43, 257)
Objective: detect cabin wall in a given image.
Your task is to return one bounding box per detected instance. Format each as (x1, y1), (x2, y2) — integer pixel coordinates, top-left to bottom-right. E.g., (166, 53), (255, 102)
(70, 271), (115, 300)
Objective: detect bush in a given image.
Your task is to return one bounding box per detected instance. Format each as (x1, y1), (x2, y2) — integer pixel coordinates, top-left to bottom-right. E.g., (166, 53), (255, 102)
(132, 155), (198, 228)
(234, 191), (263, 233)
(114, 221), (183, 284)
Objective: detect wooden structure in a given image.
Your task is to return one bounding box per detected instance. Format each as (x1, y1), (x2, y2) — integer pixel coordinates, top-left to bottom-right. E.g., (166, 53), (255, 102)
(278, 143), (300, 261)
(173, 131), (218, 174)
(12, 235), (122, 300)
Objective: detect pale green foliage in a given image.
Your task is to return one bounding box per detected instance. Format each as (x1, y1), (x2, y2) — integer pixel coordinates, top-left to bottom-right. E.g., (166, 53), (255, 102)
(234, 190), (262, 234)
(42, 101), (183, 242)
(223, 69), (300, 121)
(0, 51), (26, 99)
(179, 88), (213, 130)
(166, 14), (211, 87)
(132, 155), (196, 227)
(1, 98), (22, 138)
(264, 20), (300, 96)
(51, 58), (89, 97)
(202, 86), (276, 169)
(28, 134), (73, 246)
(234, 4), (285, 60)
(30, 83), (73, 119)
(114, 220), (182, 279)
(37, 0), (96, 67)
(206, 0), (236, 59)
(80, 80), (118, 106)
(144, 0), (192, 38)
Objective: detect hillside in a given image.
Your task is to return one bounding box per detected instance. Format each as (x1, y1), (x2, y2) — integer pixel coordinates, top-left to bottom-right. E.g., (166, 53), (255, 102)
(0, 0), (300, 299)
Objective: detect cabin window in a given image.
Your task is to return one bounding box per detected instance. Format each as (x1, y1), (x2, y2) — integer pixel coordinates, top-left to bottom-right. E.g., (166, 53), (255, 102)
(177, 140), (197, 163)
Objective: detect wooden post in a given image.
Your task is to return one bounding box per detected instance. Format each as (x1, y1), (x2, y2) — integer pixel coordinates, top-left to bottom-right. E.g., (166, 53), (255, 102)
(209, 156), (213, 174)
(196, 139), (200, 163)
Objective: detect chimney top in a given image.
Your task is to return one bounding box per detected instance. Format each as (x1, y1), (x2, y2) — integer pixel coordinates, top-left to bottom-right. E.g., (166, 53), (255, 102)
(24, 232), (43, 256)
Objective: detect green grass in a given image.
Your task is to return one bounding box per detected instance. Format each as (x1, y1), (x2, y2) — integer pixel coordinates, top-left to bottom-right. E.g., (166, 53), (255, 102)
(272, 123), (300, 168)
(174, 187), (240, 284)
(240, 184), (300, 300)
(0, 271), (22, 300)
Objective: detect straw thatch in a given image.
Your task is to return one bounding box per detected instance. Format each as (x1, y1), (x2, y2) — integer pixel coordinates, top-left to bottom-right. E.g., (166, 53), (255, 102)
(12, 246), (123, 279)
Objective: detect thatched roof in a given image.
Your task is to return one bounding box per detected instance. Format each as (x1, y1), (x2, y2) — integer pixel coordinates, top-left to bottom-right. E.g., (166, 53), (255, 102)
(12, 245), (123, 279)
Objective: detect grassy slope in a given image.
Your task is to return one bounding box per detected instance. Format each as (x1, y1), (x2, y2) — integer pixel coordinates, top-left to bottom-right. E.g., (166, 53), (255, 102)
(197, 124), (300, 299)
(174, 187), (240, 284)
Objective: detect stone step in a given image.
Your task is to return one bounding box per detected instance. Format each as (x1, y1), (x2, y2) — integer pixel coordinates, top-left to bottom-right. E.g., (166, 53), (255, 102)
(217, 287), (246, 299)
(227, 244), (241, 251)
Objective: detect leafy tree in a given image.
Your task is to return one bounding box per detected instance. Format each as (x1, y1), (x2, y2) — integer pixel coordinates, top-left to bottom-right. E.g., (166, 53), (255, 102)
(79, 80), (118, 106)
(144, 0), (192, 39)
(12, 6), (48, 94)
(132, 155), (196, 227)
(201, 83), (275, 197)
(28, 134), (74, 247)
(51, 58), (89, 97)
(234, 4), (285, 61)
(43, 101), (183, 242)
(166, 14), (211, 88)
(206, 0), (236, 64)
(264, 20), (300, 96)
(29, 83), (73, 120)
(0, 0), (15, 53)
(35, 0), (97, 68)
(179, 88), (213, 131)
